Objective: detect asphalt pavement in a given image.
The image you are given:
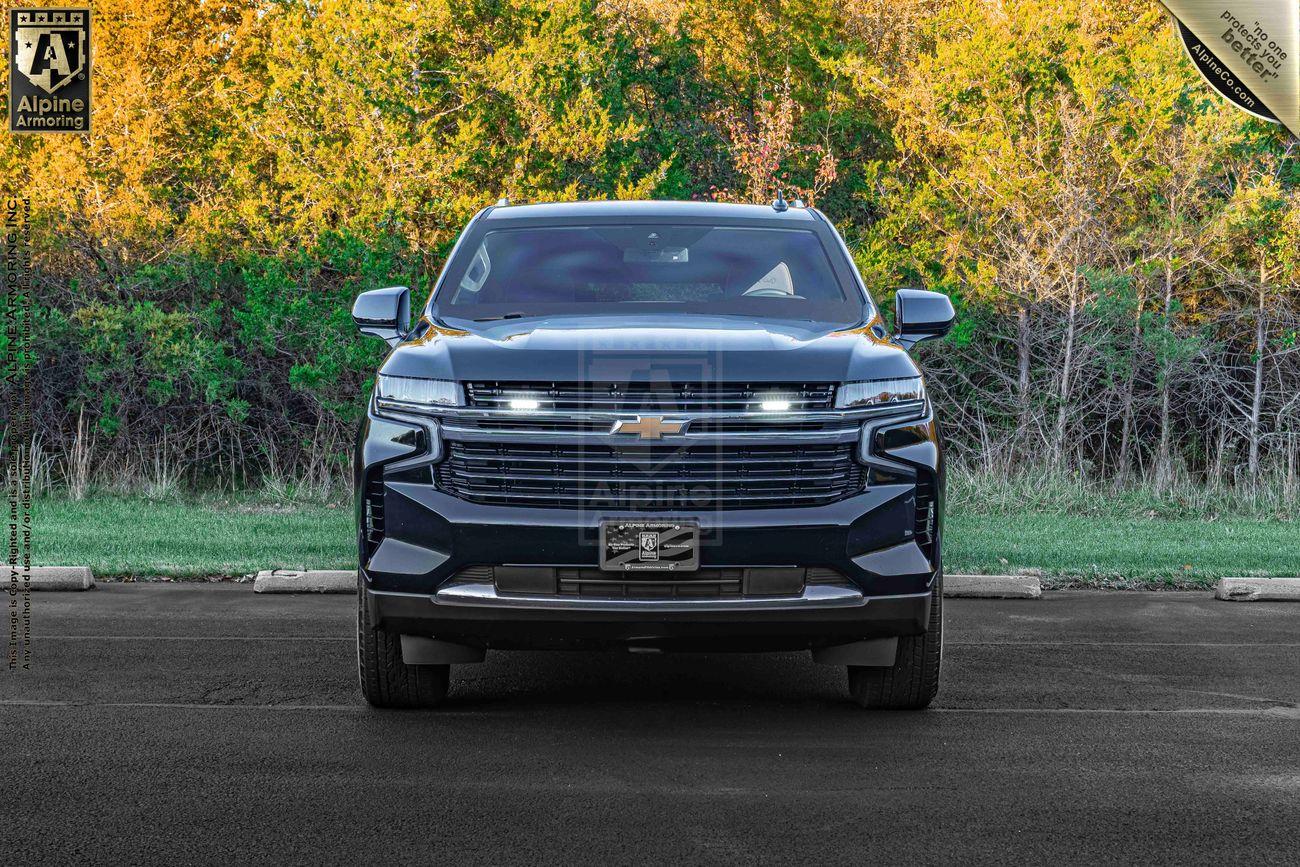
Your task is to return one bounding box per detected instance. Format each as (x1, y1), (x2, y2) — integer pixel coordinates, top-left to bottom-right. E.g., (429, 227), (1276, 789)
(3, 584), (1299, 865)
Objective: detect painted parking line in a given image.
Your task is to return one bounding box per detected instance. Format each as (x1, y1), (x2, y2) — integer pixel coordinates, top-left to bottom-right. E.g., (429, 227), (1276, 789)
(35, 634), (350, 641)
(30, 635), (1300, 647)
(1, 698), (1296, 717)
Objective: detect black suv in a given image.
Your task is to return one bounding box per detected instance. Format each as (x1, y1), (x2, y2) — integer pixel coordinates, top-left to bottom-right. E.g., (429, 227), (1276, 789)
(352, 200), (954, 709)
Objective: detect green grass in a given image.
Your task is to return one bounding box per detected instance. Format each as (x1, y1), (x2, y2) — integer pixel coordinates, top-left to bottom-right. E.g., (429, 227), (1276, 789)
(946, 511), (1297, 588)
(31, 493), (1299, 587)
(34, 496), (356, 578)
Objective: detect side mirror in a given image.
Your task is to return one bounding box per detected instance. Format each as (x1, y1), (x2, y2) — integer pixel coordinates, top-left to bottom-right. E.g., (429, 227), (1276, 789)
(894, 288), (954, 350)
(352, 286), (411, 347)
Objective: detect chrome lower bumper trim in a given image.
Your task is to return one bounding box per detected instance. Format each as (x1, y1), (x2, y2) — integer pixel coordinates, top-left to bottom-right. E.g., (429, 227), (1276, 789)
(431, 581), (874, 612)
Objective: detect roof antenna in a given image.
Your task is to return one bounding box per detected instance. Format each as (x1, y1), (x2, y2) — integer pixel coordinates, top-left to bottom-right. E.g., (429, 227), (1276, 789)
(790, 197), (805, 208)
(496, 196), (511, 206)
(771, 188), (788, 212)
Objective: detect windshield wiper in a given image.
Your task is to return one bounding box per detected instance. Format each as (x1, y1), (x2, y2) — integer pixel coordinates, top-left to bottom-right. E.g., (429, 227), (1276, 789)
(470, 311), (531, 322)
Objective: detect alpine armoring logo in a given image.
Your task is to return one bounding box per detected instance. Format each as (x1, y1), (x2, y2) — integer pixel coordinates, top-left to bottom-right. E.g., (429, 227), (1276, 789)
(9, 8), (91, 133)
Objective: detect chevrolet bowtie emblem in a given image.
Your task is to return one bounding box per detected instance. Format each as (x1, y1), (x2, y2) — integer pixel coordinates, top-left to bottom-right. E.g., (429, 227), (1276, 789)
(611, 416), (686, 440)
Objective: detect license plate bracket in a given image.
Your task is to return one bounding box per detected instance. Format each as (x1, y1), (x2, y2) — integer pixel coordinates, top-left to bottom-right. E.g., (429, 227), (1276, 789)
(599, 520), (700, 572)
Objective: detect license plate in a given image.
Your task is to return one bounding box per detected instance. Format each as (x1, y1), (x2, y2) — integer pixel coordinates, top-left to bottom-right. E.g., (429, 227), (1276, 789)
(599, 520), (700, 572)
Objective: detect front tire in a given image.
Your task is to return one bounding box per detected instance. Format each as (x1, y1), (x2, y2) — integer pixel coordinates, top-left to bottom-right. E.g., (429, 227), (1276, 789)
(847, 572), (942, 710)
(357, 575), (449, 709)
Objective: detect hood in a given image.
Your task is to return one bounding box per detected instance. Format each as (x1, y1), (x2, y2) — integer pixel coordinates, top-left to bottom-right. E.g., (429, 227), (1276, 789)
(380, 314), (919, 384)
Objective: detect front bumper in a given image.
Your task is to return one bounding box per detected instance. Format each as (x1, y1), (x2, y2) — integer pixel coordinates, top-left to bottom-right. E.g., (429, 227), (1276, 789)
(365, 581), (931, 651)
(355, 405), (942, 651)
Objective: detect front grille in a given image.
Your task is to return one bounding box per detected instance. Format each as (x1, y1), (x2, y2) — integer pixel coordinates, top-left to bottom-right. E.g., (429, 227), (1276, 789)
(436, 442), (865, 509)
(447, 565), (848, 600)
(558, 568), (744, 599)
(465, 381), (836, 412)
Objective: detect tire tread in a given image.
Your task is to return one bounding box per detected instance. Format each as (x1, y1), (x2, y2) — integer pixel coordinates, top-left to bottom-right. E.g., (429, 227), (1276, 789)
(847, 573), (942, 710)
(357, 576), (449, 709)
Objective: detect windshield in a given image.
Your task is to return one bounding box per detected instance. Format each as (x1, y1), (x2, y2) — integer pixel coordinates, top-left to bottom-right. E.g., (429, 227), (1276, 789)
(433, 224), (864, 324)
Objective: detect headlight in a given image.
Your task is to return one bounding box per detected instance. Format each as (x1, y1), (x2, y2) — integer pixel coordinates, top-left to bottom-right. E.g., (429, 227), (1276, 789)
(835, 377), (925, 409)
(375, 375), (461, 411)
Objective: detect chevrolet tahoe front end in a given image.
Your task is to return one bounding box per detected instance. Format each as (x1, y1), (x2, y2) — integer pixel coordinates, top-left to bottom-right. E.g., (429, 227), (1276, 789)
(352, 200), (955, 709)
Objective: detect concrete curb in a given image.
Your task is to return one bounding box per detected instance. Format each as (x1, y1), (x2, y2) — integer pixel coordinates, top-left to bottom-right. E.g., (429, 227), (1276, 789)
(945, 574), (1042, 599)
(253, 570), (357, 594)
(3, 566), (95, 591)
(1215, 577), (1300, 602)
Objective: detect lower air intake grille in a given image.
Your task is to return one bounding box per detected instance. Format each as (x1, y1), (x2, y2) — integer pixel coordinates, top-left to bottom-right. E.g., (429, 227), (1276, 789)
(363, 475), (386, 560)
(558, 568), (744, 599)
(436, 442), (865, 510)
(451, 565), (848, 600)
(914, 470), (936, 556)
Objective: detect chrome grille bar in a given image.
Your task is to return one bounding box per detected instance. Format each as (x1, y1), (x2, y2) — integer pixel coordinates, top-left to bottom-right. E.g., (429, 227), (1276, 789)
(465, 381), (836, 412)
(431, 401), (923, 445)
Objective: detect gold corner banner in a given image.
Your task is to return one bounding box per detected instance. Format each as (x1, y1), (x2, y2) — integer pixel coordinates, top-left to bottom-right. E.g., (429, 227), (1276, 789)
(1163, 0), (1300, 136)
